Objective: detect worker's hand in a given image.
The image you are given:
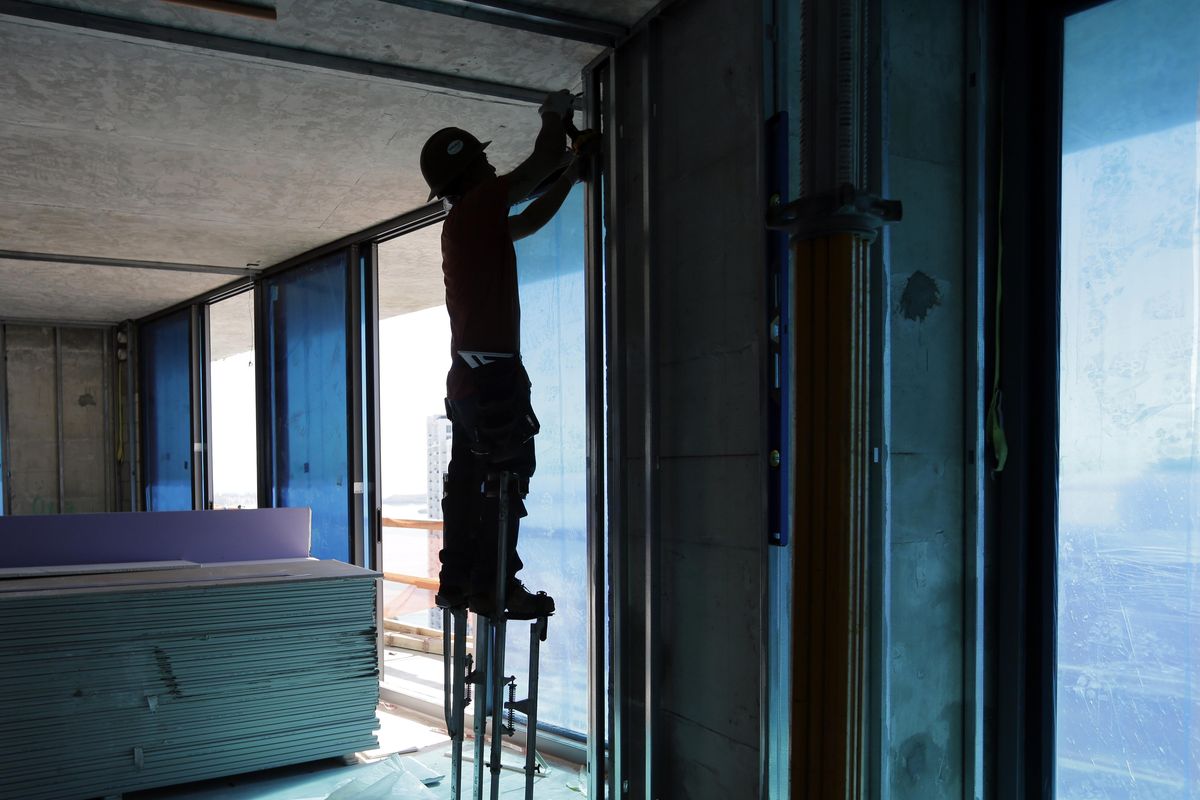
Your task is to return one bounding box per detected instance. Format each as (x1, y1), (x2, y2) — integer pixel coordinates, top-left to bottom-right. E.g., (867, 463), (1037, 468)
(539, 90), (575, 121)
(563, 155), (581, 182)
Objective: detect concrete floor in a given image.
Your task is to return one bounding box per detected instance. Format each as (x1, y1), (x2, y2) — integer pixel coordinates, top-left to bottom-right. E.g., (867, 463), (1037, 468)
(126, 705), (588, 799)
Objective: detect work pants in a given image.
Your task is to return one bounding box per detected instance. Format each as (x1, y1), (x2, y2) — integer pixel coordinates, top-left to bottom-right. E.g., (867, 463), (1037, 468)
(439, 362), (536, 592)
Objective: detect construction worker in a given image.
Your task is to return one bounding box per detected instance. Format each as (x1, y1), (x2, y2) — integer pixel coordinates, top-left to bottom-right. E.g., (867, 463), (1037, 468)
(420, 89), (579, 619)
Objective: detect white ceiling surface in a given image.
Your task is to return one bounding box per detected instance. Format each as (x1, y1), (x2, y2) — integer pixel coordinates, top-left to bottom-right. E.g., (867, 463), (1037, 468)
(0, 0), (650, 324)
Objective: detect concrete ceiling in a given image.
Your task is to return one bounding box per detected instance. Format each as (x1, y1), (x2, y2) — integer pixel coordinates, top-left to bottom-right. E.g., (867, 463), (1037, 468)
(0, 257), (233, 323)
(0, 0), (654, 327)
(378, 220), (444, 318)
(208, 287), (254, 360)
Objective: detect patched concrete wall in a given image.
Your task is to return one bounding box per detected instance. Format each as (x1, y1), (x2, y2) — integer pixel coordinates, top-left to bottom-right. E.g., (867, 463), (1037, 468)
(882, 0), (967, 797)
(613, 0), (766, 795)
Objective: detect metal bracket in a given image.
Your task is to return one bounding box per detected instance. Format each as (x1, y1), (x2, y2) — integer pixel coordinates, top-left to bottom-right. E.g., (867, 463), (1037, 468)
(767, 183), (903, 242)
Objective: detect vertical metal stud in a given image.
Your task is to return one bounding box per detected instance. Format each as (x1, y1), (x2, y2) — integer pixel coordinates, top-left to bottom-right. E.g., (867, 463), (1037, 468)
(0, 324), (9, 515)
(127, 323), (142, 512)
(54, 327), (65, 513)
(101, 328), (115, 511)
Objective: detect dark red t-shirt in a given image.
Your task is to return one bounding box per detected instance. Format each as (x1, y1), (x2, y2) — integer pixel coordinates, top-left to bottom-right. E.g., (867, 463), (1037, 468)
(441, 175), (520, 400)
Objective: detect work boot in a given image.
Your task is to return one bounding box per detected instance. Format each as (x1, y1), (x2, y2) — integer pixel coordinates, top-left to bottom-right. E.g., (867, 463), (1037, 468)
(470, 579), (555, 620)
(435, 583), (469, 609)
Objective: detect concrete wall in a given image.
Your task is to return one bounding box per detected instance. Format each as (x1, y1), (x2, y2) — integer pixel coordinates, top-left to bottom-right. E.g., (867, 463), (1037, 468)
(2, 324), (114, 514)
(881, 1), (967, 797)
(613, 0), (766, 795)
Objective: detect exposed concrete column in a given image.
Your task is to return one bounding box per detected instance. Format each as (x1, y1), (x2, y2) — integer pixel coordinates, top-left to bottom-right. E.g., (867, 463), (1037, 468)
(609, 0), (766, 797)
(880, 1), (968, 797)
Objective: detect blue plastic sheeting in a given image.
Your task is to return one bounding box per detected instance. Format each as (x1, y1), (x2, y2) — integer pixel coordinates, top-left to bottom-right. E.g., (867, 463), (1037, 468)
(1057, 1), (1200, 794)
(140, 310), (193, 511)
(1062, 0), (1200, 153)
(505, 183), (588, 734)
(265, 251), (351, 563)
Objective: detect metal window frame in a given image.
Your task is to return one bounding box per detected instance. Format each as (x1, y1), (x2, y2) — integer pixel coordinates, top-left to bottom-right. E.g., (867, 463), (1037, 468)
(254, 281), (273, 511)
(640, 17), (662, 800)
(582, 53), (610, 800)
(346, 243), (369, 569)
(201, 284), (258, 511)
(363, 242), (383, 575)
(189, 305), (208, 509)
(598, 42), (628, 800)
(990, 1), (1109, 797)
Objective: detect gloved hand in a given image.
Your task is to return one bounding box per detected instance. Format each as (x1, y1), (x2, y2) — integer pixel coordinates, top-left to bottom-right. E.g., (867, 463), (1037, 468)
(538, 89), (575, 121)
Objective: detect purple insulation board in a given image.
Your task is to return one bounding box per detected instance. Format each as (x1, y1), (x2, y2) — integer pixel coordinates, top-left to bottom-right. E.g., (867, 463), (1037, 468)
(0, 508), (312, 568)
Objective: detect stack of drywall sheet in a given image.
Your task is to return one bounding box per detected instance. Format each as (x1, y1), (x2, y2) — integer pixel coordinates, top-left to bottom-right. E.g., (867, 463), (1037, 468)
(0, 559), (379, 800)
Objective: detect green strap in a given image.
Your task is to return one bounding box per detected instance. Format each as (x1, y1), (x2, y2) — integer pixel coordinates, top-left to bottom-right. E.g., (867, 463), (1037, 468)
(986, 129), (1009, 474)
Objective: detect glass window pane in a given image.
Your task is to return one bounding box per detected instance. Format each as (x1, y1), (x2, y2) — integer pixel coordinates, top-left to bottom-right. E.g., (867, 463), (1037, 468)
(209, 291), (258, 510)
(140, 310), (193, 511)
(265, 251), (350, 562)
(1058, 0), (1200, 795)
(506, 182), (588, 734)
(377, 217), (451, 628)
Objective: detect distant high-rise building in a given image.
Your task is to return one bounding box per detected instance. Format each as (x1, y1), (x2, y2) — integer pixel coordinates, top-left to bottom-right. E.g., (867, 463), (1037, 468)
(426, 415), (453, 519)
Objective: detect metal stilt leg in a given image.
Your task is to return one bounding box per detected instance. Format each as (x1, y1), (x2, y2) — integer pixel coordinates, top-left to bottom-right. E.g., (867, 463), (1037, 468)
(471, 617), (489, 800)
(520, 616), (548, 800)
(444, 468), (550, 800)
(488, 472), (511, 800)
(441, 606), (469, 800)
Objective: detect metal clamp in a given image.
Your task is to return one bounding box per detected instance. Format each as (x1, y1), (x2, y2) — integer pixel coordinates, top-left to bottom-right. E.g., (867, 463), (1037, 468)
(767, 183), (903, 242)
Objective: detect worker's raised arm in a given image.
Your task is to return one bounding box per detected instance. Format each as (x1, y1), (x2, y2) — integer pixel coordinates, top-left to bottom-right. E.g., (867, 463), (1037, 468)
(503, 90), (573, 206)
(509, 158), (578, 241)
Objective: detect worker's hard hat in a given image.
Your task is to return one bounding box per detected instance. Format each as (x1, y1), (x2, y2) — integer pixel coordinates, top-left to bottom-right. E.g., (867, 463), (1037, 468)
(420, 127), (491, 200)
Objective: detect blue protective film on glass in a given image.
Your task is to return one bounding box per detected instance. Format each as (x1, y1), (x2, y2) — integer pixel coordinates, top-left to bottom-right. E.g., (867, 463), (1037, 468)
(507, 183), (588, 734)
(266, 251), (351, 563)
(141, 310), (193, 511)
(1057, 0), (1200, 794)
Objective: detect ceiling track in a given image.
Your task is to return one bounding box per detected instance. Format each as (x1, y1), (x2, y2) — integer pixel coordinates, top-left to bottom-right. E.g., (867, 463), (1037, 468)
(374, 0), (625, 46)
(0, 250), (254, 277)
(160, 0), (277, 21)
(0, 0), (552, 104)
